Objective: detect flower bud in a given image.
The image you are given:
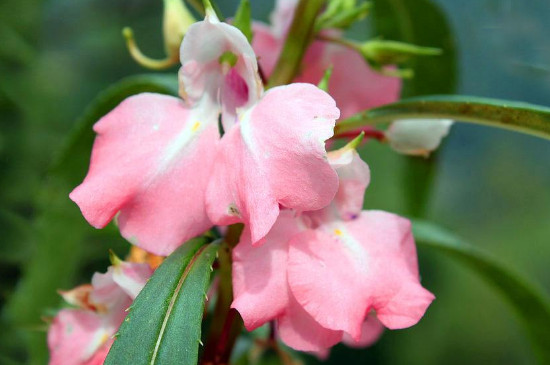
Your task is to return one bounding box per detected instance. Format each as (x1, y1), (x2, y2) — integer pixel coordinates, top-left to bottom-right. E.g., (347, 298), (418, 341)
(360, 39), (441, 66)
(163, 0), (196, 59)
(385, 119), (453, 157)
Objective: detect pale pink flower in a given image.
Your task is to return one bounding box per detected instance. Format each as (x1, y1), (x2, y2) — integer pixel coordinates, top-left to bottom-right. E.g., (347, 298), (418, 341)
(48, 260), (152, 365)
(71, 12), (340, 254)
(232, 147), (434, 351)
(205, 83), (339, 245)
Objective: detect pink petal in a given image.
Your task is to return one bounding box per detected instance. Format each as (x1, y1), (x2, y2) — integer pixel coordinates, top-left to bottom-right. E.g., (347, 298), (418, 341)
(289, 211), (434, 340)
(89, 267), (122, 309)
(231, 210), (300, 330)
(204, 121), (280, 240)
(330, 149), (370, 220)
(306, 148), (370, 225)
(374, 281), (435, 329)
(206, 84), (339, 244)
(111, 261), (153, 299)
(297, 42), (402, 119)
(90, 261), (150, 321)
(70, 93), (217, 255)
(48, 309), (110, 365)
(343, 313), (385, 348)
(344, 211), (435, 330)
(113, 261), (153, 299)
(277, 294), (343, 352)
(251, 23), (281, 76)
(84, 343), (112, 365)
(287, 229), (369, 340)
(180, 16), (262, 129)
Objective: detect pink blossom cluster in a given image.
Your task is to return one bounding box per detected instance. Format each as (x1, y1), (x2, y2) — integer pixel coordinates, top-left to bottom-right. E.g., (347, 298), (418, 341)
(54, 1), (436, 361)
(48, 260), (152, 365)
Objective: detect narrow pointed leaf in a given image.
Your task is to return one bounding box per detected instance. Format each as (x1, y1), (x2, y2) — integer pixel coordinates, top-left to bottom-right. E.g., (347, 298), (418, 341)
(336, 95), (550, 140)
(105, 238), (219, 365)
(413, 220), (550, 364)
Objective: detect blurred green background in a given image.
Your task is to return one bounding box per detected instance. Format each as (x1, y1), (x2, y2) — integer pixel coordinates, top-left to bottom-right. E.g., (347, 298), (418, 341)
(1, 0), (549, 364)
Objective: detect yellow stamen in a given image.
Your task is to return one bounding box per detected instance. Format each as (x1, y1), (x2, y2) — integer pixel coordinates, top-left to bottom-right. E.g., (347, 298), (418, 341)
(192, 121), (201, 132)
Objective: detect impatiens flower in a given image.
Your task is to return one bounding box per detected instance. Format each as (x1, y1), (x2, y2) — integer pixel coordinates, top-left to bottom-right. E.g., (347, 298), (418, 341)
(205, 83), (339, 245)
(232, 146), (434, 351)
(71, 10), (340, 254)
(48, 259), (152, 365)
(385, 119), (454, 157)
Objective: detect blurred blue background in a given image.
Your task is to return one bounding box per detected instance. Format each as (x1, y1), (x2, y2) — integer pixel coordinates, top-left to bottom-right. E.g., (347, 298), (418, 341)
(1, 0), (549, 364)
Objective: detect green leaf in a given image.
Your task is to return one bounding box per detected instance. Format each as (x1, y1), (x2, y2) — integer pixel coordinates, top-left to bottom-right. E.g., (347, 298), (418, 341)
(4, 74), (178, 365)
(371, 0), (457, 96)
(0, 208), (32, 264)
(336, 95), (550, 140)
(105, 237), (219, 365)
(233, 0), (252, 42)
(413, 220), (550, 364)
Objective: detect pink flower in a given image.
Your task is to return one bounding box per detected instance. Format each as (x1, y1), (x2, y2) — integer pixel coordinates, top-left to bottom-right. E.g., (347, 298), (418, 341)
(232, 146), (434, 352)
(48, 260), (152, 365)
(205, 83), (339, 245)
(71, 12), (340, 254)
(251, 0), (401, 119)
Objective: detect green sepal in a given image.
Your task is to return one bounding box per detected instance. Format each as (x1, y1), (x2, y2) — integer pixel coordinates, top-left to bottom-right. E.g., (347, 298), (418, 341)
(317, 65), (333, 92)
(360, 39), (441, 66)
(316, 1), (371, 31)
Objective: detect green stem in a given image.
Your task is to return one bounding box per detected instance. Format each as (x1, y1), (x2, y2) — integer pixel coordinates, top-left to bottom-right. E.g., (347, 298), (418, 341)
(266, 0), (326, 88)
(201, 224), (244, 365)
(335, 95), (550, 140)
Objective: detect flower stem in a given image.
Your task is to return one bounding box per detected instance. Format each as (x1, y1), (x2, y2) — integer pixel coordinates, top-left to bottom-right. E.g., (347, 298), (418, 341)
(334, 95), (550, 140)
(266, 0), (326, 88)
(201, 224), (244, 365)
